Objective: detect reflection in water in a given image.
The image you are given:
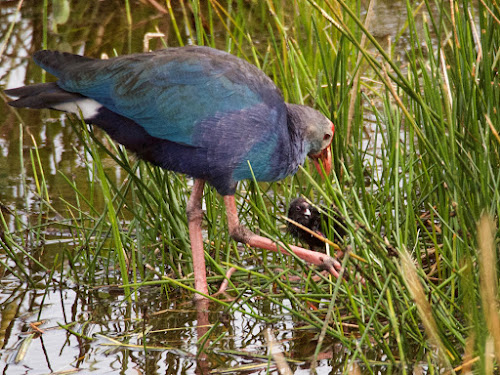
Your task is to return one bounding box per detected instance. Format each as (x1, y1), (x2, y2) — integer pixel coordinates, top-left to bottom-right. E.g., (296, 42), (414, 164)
(0, 279), (353, 374)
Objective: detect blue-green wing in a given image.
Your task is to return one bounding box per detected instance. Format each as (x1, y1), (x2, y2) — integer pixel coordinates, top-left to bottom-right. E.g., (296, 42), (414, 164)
(34, 47), (284, 146)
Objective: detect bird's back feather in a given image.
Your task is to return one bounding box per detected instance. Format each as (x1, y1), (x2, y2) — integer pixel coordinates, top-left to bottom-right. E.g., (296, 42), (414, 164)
(6, 47), (318, 195)
(33, 47), (286, 147)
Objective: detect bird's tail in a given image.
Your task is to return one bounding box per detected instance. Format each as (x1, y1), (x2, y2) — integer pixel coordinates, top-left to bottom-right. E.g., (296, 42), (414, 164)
(5, 82), (103, 119)
(33, 50), (95, 79)
(5, 82), (85, 109)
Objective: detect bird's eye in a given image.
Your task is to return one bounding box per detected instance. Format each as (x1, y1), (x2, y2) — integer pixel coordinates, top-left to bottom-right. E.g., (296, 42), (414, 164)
(323, 133), (331, 141)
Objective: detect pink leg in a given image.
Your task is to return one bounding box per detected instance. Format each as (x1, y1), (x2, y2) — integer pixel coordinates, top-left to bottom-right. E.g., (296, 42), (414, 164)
(213, 266), (238, 297)
(223, 196), (342, 278)
(195, 298), (210, 373)
(187, 179), (209, 300)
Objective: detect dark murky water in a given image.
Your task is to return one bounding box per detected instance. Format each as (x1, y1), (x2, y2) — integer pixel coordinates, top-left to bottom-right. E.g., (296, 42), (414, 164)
(2, 276), (364, 374)
(0, 1), (435, 373)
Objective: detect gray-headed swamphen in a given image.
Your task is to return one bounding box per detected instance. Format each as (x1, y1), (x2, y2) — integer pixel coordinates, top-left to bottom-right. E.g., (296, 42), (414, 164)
(5, 46), (340, 299)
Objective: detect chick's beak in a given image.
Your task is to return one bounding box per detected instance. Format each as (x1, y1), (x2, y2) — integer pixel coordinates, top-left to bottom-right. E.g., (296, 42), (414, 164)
(311, 146), (332, 178)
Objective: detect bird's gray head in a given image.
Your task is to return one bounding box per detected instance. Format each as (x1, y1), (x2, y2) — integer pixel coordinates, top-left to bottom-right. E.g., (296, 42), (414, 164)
(286, 104), (334, 176)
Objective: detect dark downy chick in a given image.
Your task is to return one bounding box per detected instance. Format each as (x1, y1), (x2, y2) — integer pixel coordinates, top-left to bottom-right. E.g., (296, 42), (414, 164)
(287, 197), (345, 250)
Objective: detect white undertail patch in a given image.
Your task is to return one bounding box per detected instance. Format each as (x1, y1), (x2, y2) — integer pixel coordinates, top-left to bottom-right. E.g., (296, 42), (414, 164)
(52, 99), (102, 119)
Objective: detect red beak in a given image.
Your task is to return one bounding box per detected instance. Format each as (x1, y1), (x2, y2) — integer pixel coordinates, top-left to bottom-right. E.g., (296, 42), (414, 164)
(310, 121), (334, 178)
(311, 146), (332, 178)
